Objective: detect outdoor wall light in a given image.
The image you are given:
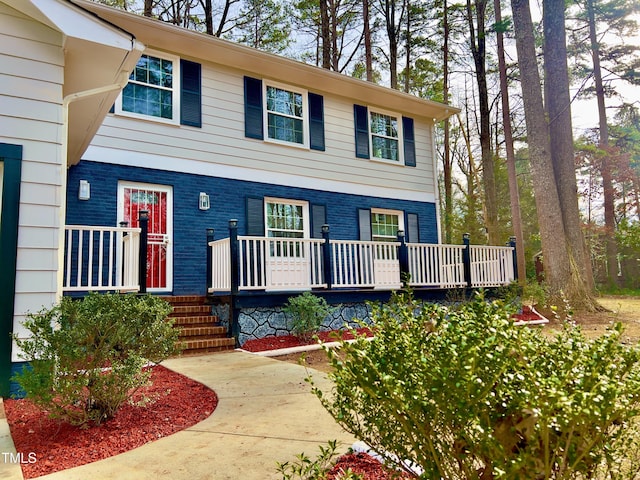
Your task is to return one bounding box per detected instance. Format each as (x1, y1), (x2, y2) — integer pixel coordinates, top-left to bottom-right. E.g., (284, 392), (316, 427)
(199, 192), (210, 210)
(78, 180), (90, 201)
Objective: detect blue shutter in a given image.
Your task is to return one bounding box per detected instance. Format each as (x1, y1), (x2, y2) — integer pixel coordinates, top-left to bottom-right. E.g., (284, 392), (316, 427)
(402, 116), (416, 167)
(246, 197), (265, 235)
(309, 93), (325, 151)
(358, 208), (372, 241)
(354, 104), (370, 159)
(180, 60), (201, 127)
(311, 204), (327, 238)
(244, 76), (263, 139)
(407, 213), (420, 243)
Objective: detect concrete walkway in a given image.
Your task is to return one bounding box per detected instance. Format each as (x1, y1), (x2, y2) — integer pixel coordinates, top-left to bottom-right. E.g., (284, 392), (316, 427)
(2, 351), (355, 480)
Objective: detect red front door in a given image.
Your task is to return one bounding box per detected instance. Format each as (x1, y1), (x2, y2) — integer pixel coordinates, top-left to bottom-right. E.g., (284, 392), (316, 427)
(119, 183), (172, 291)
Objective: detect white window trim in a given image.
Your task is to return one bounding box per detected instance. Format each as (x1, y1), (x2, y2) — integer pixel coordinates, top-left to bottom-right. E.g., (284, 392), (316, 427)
(114, 49), (181, 126)
(264, 197), (310, 238)
(371, 208), (405, 241)
(263, 80), (309, 149)
(368, 107), (404, 165)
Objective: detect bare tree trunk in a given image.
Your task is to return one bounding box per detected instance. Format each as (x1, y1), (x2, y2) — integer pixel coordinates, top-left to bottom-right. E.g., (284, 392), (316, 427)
(203, 0), (213, 35)
(443, 0), (453, 243)
(510, 0), (575, 302)
(144, 0), (153, 17)
(404, 0), (411, 93)
(320, 0), (331, 69)
(363, 0), (373, 81)
(466, 0), (498, 245)
(330, 0), (339, 71)
(215, 0), (233, 37)
(587, 0), (618, 287)
(495, 0), (526, 285)
(544, 0), (595, 292)
(382, 0), (399, 89)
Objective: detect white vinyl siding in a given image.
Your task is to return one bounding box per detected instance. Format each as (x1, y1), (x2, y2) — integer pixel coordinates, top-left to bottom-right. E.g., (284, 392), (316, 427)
(0, 3), (65, 359)
(88, 58), (437, 200)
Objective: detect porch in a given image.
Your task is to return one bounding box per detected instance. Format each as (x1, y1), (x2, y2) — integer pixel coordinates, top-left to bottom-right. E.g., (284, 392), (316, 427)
(61, 219), (518, 296)
(207, 221), (517, 295)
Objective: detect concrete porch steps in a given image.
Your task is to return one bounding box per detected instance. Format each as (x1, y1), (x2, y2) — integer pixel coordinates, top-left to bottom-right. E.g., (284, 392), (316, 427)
(161, 296), (236, 355)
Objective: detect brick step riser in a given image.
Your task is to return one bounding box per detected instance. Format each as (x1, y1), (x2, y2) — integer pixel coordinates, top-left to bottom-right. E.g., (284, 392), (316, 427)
(179, 339), (236, 350)
(178, 346), (236, 356)
(170, 315), (220, 326)
(161, 296), (208, 306)
(178, 327), (228, 337)
(169, 306), (212, 317)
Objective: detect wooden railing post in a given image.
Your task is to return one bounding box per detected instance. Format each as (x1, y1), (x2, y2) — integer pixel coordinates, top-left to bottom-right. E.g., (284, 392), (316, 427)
(321, 224), (332, 289)
(397, 229), (409, 285)
(229, 219), (239, 295)
(138, 210), (149, 294)
(206, 228), (215, 292)
(509, 236), (518, 282)
(462, 233), (472, 288)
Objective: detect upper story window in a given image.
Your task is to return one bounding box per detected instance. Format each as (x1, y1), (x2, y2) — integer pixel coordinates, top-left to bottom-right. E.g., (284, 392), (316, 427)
(266, 85), (305, 145)
(370, 111), (399, 162)
(244, 76), (325, 151)
(113, 52), (202, 128)
(117, 52), (180, 124)
(354, 104), (416, 167)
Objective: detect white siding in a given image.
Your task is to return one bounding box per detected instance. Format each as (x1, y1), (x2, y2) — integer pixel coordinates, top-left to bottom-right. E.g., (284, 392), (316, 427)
(89, 60), (437, 200)
(0, 3), (64, 361)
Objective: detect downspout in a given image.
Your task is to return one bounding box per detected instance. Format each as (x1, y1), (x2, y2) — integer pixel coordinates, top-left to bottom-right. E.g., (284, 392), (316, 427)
(56, 40), (145, 298)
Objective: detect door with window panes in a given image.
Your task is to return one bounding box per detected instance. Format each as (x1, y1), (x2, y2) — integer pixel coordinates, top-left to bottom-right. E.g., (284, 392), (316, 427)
(265, 198), (310, 289)
(371, 209), (403, 288)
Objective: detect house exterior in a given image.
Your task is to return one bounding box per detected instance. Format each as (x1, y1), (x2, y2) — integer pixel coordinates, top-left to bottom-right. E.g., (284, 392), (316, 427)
(1, 0), (515, 395)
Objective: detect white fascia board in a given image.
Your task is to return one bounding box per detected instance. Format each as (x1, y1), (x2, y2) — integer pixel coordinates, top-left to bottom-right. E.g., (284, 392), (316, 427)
(83, 145), (436, 204)
(5, 0), (134, 50)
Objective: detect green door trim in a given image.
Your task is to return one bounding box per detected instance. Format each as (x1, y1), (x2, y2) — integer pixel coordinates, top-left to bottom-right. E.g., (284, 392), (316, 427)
(0, 143), (23, 397)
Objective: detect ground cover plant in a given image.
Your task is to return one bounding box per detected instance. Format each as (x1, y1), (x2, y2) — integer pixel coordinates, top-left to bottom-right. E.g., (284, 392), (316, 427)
(12, 293), (180, 427)
(283, 291), (336, 342)
(310, 292), (640, 479)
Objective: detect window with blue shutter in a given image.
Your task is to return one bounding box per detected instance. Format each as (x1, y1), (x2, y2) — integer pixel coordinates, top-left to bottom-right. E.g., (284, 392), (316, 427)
(180, 59), (201, 127)
(402, 116), (416, 167)
(244, 76), (264, 140)
(354, 105), (370, 159)
(309, 93), (325, 151)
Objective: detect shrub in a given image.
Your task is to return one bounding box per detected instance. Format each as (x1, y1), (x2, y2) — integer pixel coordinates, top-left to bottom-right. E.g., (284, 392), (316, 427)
(283, 292), (335, 342)
(276, 440), (363, 480)
(12, 293), (180, 427)
(310, 291), (640, 479)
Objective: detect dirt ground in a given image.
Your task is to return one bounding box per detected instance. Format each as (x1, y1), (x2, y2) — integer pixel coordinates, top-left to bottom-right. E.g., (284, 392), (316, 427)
(273, 296), (640, 372)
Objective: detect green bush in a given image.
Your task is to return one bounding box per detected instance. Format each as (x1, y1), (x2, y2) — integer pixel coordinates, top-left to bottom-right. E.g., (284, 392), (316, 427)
(311, 292), (640, 479)
(276, 440), (363, 480)
(12, 293), (180, 427)
(283, 292), (335, 342)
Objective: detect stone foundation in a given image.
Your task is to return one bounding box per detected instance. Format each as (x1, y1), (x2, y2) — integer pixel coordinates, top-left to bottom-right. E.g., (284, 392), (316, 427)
(237, 302), (372, 347)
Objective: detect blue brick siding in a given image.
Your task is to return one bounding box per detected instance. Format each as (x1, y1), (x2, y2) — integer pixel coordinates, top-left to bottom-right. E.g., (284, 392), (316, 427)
(67, 161), (439, 295)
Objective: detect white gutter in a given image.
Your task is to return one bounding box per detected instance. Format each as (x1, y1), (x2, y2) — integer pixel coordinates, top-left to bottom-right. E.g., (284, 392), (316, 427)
(56, 39), (145, 299)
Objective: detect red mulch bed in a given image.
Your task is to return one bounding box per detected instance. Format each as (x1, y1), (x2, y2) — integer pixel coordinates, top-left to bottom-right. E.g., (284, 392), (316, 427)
(241, 327), (374, 352)
(4, 365), (217, 479)
(511, 305), (548, 322)
(330, 452), (417, 479)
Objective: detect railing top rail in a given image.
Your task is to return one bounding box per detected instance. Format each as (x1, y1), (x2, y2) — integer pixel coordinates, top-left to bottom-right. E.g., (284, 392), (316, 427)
(330, 239), (401, 247)
(238, 235), (325, 242)
(469, 244), (514, 251)
(209, 238), (231, 246)
(406, 243), (467, 249)
(65, 225), (141, 234)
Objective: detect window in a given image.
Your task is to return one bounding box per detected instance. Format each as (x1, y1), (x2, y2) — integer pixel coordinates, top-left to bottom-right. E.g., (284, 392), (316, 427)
(370, 112), (399, 161)
(244, 77), (324, 150)
(371, 209), (404, 242)
(266, 85), (305, 144)
(353, 105), (416, 166)
(265, 198), (309, 238)
(118, 52), (179, 123)
(114, 53), (202, 127)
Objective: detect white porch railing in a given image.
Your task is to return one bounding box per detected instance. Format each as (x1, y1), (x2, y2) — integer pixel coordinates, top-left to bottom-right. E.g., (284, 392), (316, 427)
(469, 245), (515, 287)
(63, 225), (141, 292)
(209, 235), (516, 293)
(236, 236), (326, 291)
(407, 243), (467, 288)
